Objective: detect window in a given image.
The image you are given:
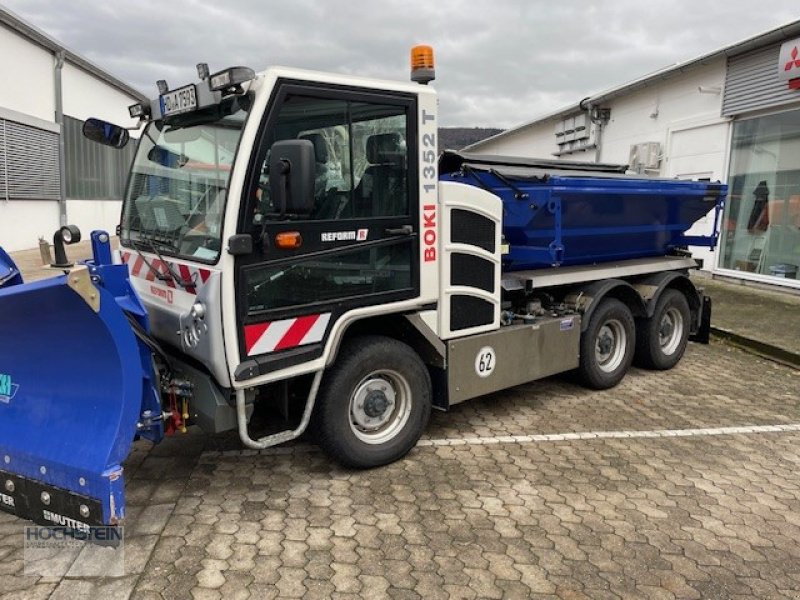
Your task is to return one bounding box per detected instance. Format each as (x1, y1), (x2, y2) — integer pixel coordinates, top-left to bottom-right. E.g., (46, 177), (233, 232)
(121, 95), (251, 263)
(245, 242), (412, 315)
(64, 115), (136, 200)
(720, 109), (800, 280)
(252, 95), (409, 223)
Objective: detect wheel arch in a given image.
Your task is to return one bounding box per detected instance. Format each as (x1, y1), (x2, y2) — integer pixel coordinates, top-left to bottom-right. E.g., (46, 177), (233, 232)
(631, 271), (702, 323)
(326, 311), (447, 410)
(327, 311), (445, 369)
(566, 279), (647, 333)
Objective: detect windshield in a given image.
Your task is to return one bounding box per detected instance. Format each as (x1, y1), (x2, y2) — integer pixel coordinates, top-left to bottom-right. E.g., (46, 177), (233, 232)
(121, 95), (251, 262)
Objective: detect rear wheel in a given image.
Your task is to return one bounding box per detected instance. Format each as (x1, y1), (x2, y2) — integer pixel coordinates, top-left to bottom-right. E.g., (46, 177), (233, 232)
(577, 298), (635, 390)
(312, 335), (431, 468)
(634, 289), (691, 370)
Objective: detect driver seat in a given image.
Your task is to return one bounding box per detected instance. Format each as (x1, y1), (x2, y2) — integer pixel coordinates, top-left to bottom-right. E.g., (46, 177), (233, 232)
(354, 133), (407, 217)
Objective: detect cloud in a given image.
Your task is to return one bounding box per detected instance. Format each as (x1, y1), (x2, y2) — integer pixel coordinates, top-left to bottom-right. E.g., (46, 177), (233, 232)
(4, 0), (799, 126)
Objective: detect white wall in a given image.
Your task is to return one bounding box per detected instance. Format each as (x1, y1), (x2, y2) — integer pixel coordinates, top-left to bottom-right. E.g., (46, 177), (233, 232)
(62, 63), (140, 126)
(66, 199), (122, 235)
(474, 120), (573, 158)
(0, 200), (60, 250)
(0, 24), (55, 122)
(597, 60), (727, 167)
(0, 24), (141, 251)
(474, 59), (727, 167)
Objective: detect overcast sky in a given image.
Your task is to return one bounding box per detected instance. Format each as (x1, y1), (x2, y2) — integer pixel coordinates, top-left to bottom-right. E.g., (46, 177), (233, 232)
(4, 1), (800, 127)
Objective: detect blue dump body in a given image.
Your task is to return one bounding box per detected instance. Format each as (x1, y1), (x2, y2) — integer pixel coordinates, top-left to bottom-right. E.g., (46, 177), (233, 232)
(439, 152), (726, 271)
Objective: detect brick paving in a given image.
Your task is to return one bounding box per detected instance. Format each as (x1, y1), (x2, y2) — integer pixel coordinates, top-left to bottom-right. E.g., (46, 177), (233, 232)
(691, 272), (800, 358)
(1, 342), (799, 599)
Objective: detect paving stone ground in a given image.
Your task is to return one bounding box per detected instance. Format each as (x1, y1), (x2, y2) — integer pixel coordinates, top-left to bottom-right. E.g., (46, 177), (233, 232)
(691, 272), (800, 358)
(1, 341), (799, 599)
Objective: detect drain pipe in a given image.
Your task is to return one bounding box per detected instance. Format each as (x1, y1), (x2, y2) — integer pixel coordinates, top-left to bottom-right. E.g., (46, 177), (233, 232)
(580, 98), (611, 164)
(54, 50), (67, 226)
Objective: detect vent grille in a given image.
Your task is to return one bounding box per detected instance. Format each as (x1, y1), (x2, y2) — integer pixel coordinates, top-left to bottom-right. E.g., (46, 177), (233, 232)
(450, 295), (495, 331)
(451, 209), (495, 253)
(450, 252), (495, 293)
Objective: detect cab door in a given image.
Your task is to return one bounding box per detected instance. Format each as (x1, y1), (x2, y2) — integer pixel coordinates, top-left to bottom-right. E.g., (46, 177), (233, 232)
(233, 81), (420, 381)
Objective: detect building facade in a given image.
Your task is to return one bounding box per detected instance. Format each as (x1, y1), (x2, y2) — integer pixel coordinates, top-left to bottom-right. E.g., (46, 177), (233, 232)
(469, 21), (800, 291)
(0, 6), (144, 252)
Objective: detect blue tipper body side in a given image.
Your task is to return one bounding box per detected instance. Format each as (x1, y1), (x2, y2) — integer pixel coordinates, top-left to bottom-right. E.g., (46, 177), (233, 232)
(0, 231), (162, 529)
(439, 151), (726, 270)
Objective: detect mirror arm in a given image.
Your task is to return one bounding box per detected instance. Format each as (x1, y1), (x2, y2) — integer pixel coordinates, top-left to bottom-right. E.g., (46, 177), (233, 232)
(276, 159), (291, 217)
(124, 120), (147, 132)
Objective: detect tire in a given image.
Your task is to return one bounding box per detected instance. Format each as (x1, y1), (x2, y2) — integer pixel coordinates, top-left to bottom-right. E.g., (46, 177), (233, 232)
(634, 289), (691, 370)
(312, 335), (431, 469)
(577, 298), (635, 390)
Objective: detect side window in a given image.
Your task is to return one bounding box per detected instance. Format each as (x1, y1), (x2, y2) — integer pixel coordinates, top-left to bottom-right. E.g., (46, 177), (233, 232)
(251, 95), (408, 224)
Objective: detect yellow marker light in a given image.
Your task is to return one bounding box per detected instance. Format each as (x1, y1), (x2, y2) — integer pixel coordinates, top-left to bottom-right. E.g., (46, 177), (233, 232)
(275, 231), (303, 249)
(410, 45), (435, 84)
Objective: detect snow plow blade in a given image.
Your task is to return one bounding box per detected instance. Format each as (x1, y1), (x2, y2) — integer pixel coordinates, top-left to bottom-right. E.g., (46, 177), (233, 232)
(0, 232), (161, 530)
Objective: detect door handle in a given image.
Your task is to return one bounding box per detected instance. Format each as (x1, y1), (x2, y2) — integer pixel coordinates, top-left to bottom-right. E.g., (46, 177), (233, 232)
(384, 225), (413, 236)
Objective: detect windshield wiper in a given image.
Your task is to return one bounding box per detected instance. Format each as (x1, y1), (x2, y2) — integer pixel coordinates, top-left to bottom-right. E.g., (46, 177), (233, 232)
(128, 239), (173, 284)
(142, 238), (196, 290)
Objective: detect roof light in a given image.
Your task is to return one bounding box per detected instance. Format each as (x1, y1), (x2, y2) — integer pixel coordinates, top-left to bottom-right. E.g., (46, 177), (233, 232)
(209, 66), (255, 92)
(410, 45), (435, 84)
(128, 103), (148, 119)
(196, 62), (210, 80)
(156, 79), (169, 95)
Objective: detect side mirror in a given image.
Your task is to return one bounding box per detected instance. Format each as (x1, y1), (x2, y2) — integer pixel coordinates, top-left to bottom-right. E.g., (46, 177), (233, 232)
(268, 140), (315, 217)
(82, 118), (130, 149)
(227, 234), (253, 256)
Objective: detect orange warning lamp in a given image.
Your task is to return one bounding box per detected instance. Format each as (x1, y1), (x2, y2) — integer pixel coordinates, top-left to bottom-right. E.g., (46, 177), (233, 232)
(411, 45), (435, 84)
(275, 231), (303, 249)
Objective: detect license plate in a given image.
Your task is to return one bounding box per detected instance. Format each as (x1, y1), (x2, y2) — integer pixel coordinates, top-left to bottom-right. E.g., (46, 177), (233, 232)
(160, 84), (197, 117)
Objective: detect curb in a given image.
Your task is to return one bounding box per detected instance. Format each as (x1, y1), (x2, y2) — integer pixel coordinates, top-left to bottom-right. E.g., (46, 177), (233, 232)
(711, 327), (800, 370)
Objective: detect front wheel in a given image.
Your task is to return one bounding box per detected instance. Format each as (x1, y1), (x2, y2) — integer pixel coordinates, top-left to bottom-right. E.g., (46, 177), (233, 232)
(576, 298), (635, 390)
(634, 289), (691, 370)
(312, 336), (431, 469)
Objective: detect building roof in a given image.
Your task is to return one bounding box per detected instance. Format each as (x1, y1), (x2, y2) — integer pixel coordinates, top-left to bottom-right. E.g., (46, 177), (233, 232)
(0, 5), (147, 103)
(467, 19), (800, 150)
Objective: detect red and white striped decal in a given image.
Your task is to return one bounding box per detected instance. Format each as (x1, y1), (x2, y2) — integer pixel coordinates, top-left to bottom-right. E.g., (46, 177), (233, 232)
(244, 313), (331, 356)
(120, 250), (212, 295)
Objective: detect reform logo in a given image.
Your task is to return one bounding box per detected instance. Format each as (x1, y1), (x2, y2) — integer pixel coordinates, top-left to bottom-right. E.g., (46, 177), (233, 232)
(0, 373), (19, 404)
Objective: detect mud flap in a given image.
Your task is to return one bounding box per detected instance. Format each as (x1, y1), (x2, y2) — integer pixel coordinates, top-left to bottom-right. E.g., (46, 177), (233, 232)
(689, 295), (712, 344)
(0, 260), (154, 529)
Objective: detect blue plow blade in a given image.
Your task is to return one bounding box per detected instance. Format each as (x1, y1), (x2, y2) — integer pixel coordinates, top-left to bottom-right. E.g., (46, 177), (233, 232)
(0, 247), (23, 289)
(0, 232), (162, 530)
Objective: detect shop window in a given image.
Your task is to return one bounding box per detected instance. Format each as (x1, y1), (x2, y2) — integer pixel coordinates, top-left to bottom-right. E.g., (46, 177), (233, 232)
(720, 109), (800, 280)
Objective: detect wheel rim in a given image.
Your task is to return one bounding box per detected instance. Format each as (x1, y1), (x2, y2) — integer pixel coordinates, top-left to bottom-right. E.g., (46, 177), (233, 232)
(349, 369), (412, 445)
(595, 318), (627, 373)
(658, 307), (684, 356)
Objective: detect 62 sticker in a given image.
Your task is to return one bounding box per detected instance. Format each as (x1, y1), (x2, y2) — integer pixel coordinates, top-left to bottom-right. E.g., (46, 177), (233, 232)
(474, 346), (496, 378)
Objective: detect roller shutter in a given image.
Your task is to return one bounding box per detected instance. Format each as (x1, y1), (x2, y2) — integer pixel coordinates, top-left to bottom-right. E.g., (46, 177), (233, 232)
(723, 42), (800, 116)
(0, 117), (60, 201)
